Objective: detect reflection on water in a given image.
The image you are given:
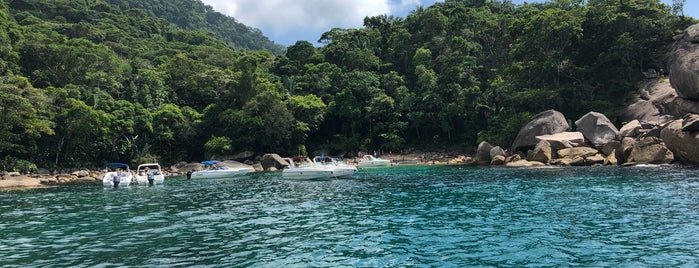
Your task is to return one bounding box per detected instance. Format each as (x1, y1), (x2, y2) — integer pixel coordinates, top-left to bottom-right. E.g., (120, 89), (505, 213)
(2, 165), (699, 267)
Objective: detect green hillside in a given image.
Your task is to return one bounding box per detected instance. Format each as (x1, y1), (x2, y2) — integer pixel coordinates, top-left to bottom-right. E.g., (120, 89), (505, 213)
(104, 0), (285, 53)
(0, 0), (695, 172)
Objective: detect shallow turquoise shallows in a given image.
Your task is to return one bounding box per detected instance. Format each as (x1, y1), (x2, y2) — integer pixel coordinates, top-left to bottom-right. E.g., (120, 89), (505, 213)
(2, 165), (699, 267)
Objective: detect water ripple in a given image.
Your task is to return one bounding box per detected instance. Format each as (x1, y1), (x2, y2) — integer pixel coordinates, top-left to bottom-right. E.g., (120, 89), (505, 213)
(2, 166), (699, 266)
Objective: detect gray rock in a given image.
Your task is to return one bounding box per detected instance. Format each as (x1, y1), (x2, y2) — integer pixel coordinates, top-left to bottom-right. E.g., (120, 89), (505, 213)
(511, 110), (570, 153)
(505, 154), (522, 164)
(489, 146), (506, 159)
(529, 140), (553, 163)
(602, 140), (624, 163)
(669, 24), (699, 100)
(686, 23), (699, 43)
(621, 137), (636, 162)
(667, 97), (699, 116)
(536, 131), (585, 150)
(605, 150), (619, 165)
(619, 120), (642, 137)
(585, 154), (606, 165)
(557, 147), (599, 159)
(575, 112), (619, 149)
(661, 119), (699, 164)
(682, 113), (699, 131)
(475, 141), (494, 165)
(505, 160), (546, 167)
(629, 137), (674, 164)
(490, 155), (506, 166)
(620, 80), (677, 124)
(261, 153), (289, 170)
(639, 126), (662, 138)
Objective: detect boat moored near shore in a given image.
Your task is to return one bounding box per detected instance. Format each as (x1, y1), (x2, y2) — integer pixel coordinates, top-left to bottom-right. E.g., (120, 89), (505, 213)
(135, 163), (165, 186)
(102, 163), (133, 188)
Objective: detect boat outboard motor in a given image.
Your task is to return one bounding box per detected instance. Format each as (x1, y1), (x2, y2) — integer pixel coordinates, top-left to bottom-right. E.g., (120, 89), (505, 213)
(186, 169), (193, 180)
(112, 173), (120, 188)
(147, 172), (155, 186)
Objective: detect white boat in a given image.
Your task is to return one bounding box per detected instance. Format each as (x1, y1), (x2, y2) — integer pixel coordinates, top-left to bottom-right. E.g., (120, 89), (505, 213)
(313, 156), (357, 178)
(190, 160), (254, 179)
(282, 157), (334, 180)
(134, 163), (165, 186)
(102, 163), (133, 188)
(356, 155), (392, 168)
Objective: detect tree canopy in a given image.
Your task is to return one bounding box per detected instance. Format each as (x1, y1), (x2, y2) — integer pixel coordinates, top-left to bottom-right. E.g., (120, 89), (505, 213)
(0, 0), (695, 171)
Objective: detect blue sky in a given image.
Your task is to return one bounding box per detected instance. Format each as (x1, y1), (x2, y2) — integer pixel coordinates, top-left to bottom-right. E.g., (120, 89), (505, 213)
(200, 0), (699, 47)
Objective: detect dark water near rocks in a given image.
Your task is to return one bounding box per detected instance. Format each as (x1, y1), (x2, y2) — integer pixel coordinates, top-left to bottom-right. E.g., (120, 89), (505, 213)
(2, 165), (699, 267)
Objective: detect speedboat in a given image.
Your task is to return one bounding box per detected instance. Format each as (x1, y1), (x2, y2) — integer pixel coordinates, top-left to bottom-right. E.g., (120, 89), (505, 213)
(134, 163), (165, 186)
(102, 163), (133, 188)
(190, 160), (254, 179)
(282, 157), (334, 180)
(356, 155), (392, 168)
(313, 156), (357, 178)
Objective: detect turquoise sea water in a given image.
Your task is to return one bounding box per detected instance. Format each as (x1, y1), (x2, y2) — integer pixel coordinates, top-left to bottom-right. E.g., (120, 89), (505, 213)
(2, 165), (699, 267)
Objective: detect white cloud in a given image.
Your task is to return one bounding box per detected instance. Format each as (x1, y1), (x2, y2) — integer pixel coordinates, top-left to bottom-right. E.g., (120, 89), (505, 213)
(201, 0), (391, 35)
(199, 0), (442, 46)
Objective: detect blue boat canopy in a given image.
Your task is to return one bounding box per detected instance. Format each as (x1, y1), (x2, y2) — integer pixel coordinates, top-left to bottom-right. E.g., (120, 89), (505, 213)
(106, 163), (129, 168)
(201, 160), (220, 165)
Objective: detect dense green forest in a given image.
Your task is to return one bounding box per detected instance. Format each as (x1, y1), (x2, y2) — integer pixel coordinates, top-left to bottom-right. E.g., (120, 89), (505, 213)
(0, 0), (695, 172)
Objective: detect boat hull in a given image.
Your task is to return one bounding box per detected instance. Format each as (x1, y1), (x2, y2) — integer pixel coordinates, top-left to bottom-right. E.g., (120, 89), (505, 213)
(135, 175), (165, 185)
(357, 160), (391, 168)
(282, 169), (334, 180)
(102, 172), (133, 188)
(327, 166), (357, 178)
(191, 168), (253, 179)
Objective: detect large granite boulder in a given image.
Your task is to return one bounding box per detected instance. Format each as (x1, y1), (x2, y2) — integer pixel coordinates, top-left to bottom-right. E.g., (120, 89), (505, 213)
(629, 137), (674, 164)
(489, 146), (506, 160)
(669, 24), (699, 100)
(602, 140), (624, 164)
(557, 147), (599, 159)
(475, 141), (494, 165)
(505, 160), (546, 167)
(529, 140), (553, 163)
(574, 112), (619, 149)
(490, 155), (506, 165)
(511, 110), (570, 153)
(620, 137), (636, 162)
(535, 131), (585, 150)
(661, 119), (699, 164)
(667, 97), (699, 116)
(261, 153), (289, 170)
(682, 113), (699, 131)
(620, 80), (677, 124)
(0, 175), (43, 189)
(619, 120), (642, 137)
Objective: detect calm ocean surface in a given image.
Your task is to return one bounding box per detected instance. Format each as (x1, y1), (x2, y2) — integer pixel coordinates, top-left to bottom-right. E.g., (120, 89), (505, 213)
(2, 165), (699, 267)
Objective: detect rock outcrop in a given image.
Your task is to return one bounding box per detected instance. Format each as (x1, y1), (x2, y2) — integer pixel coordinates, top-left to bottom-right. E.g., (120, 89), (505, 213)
(574, 112), (619, 149)
(475, 141), (494, 165)
(629, 137), (674, 164)
(535, 132), (584, 150)
(660, 119), (699, 164)
(0, 175), (44, 189)
(620, 80), (677, 124)
(511, 110), (570, 152)
(669, 24), (699, 100)
(261, 153), (289, 171)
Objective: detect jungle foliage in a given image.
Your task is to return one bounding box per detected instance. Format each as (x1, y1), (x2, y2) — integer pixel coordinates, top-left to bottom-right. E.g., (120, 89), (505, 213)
(0, 0), (695, 171)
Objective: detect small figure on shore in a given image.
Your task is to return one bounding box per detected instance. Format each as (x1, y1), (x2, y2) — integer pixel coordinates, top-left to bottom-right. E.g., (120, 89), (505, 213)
(186, 169), (194, 180)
